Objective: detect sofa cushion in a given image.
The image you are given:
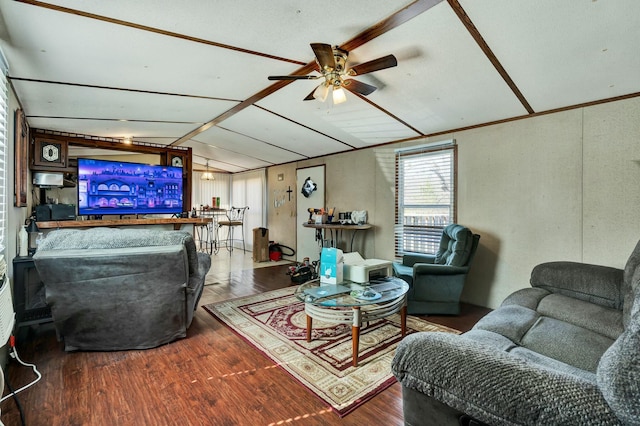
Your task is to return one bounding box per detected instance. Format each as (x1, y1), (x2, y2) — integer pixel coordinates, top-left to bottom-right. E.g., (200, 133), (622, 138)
(38, 227), (191, 250)
(597, 294), (640, 424)
(622, 265), (640, 329)
(531, 261), (623, 309)
(465, 329), (598, 382)
(621, 239), (640, 328)
(435, 224), (472, 266)
(39, 228), (200, 276)
(537, 293), (624, 340)
(474, 292), (618, 373)
(473, 304), (540, 345)
(520, 316), (615, 373)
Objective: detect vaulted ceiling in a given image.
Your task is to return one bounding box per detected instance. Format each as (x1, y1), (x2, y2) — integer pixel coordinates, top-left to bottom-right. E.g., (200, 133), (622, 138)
(1, 0), (639, 172)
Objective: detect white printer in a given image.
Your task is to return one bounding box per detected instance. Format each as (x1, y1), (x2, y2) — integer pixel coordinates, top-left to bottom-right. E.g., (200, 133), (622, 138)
(343, 252), (393, 283)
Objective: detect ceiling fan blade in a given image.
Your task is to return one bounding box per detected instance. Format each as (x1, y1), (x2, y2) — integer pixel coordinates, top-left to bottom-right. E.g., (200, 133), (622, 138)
(268, 75), (318, 81)
(303, 88), (316, 101)
(348, 54), (397, 76)
(342, 79), (377, 96)
(310, 43), (336, 71)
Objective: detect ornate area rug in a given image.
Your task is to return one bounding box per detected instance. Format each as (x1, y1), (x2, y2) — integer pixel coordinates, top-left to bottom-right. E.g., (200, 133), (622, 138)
(203, 286), (460, 416)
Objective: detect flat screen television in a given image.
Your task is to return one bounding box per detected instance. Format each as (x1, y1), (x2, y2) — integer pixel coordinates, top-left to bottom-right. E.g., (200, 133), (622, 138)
(77, 158), (184, 216)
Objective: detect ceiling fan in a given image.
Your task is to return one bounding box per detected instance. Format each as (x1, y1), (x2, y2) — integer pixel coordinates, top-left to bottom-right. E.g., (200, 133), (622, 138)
(268, 43), (397, 104)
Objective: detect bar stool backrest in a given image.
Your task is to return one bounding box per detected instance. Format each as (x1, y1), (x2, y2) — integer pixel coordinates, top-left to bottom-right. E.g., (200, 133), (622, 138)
(220, 206), (249, 226)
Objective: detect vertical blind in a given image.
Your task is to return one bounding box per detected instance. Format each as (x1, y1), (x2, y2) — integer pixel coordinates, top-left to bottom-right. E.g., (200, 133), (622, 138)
(395, 142), (456, 256)
(231, 169), (266, 249)
(192, 171), (231, 209)
(0, 51), (8, 253)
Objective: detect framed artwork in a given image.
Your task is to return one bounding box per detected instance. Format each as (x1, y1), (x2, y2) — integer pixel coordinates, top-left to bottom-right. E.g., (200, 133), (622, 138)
(14, 109), (28, 207)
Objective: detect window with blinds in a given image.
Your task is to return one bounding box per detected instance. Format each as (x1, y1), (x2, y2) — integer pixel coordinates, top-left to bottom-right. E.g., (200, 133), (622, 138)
(395, 142), (456, 256)
(0, 51), (8, 254)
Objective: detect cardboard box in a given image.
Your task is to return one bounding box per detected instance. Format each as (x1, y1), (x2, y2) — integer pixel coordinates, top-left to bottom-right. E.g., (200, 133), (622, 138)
(320, 247), (343, 285)
(252, 227), (270, 262)
(343, 252), (393, 283)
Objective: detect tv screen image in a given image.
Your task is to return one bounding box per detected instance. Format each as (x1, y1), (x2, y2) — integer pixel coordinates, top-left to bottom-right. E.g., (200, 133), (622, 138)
(77, 158), (184, 216)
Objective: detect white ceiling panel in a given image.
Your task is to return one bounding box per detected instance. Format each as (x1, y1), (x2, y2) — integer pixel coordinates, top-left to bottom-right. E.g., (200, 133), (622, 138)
(257, 82), (421, 147)
(44, 0), (415, 60)
(1, 0), (297, 98)
(344, 2), (529, 134)
(183, 136), (277, 173)
(220, 106), (355, 158)
(188, 125), (305, 166)
(459, 0), (640, 111)
(26, 117), (198, 141)
(12, 79), (238, 124)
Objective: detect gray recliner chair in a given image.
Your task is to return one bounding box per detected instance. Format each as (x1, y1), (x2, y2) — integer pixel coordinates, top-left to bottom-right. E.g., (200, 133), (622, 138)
(393, 224), (480, 315)
(33, 227), (211, 351)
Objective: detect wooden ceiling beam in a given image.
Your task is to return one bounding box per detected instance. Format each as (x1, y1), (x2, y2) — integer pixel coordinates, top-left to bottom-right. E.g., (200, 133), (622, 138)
(447, 0), (534, 114)
(172, 0), (445, 146)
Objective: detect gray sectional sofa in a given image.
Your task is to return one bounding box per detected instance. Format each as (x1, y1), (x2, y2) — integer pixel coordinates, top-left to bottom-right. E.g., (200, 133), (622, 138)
(33, 227), (211, 351)
(392, 241), (640, 425)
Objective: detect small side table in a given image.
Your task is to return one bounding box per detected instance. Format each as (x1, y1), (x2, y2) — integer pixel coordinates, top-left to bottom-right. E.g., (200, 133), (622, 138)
(294, 276), (409, 367)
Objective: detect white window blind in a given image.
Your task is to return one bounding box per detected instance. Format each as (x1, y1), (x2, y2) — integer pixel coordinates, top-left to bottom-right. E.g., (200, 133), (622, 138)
(0, 51), (8, 253)
(395, 143), (456, 256)
(192, 171), (231, 209)
(231, 169), (266, 249)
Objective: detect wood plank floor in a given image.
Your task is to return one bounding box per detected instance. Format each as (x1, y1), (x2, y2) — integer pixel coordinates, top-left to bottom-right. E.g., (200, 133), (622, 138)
(1, 260), (491, 426)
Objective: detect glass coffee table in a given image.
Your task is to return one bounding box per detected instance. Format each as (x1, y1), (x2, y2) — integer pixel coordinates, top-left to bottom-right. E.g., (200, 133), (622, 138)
(294, 276), (409, 367)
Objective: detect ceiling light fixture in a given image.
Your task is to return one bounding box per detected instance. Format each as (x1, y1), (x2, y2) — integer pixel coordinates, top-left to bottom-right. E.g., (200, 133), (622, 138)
(332, 87), (347, 104)
(268, 43), (397, 104)
(313, 82), (330, 102)
(201, 160), (215, 181)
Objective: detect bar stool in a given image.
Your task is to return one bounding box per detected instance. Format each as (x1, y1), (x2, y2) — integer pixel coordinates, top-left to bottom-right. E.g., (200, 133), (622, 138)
(194, 220), (213, 254)
(217, 206), (249, 254)
(194, 212), (214, 255)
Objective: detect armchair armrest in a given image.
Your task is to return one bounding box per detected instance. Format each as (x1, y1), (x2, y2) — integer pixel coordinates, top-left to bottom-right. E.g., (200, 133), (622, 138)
(403, 253), (436, 267)
(392, 332), (620, 425)
(531, 262), (624, 309)
(413, 263), (468, 276)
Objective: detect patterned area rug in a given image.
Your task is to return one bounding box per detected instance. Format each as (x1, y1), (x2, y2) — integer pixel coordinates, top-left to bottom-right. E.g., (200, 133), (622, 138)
(203, 286), (460, 416)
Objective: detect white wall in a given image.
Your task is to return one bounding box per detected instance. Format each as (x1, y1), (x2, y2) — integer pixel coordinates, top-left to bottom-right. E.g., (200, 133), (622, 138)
(266, 96), (640, 309)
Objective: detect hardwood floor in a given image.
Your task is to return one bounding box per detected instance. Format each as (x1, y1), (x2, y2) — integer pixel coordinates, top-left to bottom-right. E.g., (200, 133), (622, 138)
(1, 259), (491, 426)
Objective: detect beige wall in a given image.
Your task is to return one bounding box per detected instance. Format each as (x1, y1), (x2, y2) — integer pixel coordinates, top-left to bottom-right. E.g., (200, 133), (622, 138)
(266, 96), (640, 309)
(266, 163), (298, 253)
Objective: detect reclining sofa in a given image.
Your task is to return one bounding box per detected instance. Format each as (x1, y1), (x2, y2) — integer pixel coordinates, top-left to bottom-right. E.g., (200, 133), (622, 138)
(392, 240), (640, 425)
(33, 227), (211, 351)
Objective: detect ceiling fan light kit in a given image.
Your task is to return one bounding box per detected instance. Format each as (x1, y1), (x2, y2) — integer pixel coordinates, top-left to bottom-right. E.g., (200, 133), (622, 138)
(268, 43), (397, 104)
(332, 87), (347, 104)
(313, 82), (330, 102)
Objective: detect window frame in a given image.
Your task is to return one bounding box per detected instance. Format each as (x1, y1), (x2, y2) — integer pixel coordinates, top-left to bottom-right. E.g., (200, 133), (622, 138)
(395, 141), (457, 257)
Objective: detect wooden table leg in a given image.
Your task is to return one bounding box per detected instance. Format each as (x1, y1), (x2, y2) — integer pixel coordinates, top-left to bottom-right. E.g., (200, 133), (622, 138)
(306, 314), (313, 342)
(400, 304), (407, 337)
(352, 307), (361, 367)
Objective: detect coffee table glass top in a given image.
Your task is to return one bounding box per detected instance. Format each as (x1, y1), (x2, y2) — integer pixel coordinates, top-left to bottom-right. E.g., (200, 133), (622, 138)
(294, 276), (409, 308)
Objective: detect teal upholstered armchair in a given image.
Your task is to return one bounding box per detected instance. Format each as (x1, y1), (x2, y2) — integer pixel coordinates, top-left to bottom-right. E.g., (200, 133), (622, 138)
(392, 224), (480, 315)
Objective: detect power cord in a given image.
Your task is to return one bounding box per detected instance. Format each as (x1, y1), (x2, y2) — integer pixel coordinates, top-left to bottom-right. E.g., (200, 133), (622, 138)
(3, 364), (25, 426)
(1, 335), (42, 426)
